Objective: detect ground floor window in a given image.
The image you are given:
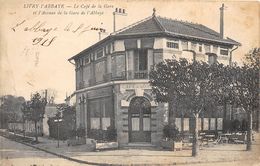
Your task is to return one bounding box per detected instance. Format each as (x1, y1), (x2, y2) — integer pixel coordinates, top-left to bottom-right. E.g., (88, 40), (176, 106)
(174, 117), (223, 132)
(89, 97), (113, 130)
(210, 118), (216, 130)
(217, 118), (223, 130)
(183, 118), (189, 131)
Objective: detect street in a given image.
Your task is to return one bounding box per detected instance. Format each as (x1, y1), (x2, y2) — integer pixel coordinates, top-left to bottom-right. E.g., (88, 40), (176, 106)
(0, 136), (86, 166)
(1, 134), (260, 166)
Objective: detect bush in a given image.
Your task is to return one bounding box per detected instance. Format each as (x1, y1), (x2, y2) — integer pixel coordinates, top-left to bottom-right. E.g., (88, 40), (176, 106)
(231, 119), (241, 132)
(76, 127), (86, 138)
(106, 126), (117, 141)
(163, 124), (182, 141)
(88, 126), (117, 142)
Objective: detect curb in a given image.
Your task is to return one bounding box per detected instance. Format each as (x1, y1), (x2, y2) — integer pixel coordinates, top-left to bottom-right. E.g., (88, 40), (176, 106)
(0, 133), (109, 166)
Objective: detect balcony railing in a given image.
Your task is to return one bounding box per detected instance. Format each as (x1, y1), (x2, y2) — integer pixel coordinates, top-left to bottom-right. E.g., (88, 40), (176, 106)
(77, 70), (149, 90)
(132, 70), (148, 79)
(104, 70), (148, 81)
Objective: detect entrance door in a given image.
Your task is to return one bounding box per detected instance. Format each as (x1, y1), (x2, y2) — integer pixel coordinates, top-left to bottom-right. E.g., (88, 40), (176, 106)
(129, 97), (151, 142)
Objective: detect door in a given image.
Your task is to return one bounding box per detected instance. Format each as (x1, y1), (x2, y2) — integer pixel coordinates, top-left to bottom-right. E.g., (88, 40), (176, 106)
(129, 97), (151, 142)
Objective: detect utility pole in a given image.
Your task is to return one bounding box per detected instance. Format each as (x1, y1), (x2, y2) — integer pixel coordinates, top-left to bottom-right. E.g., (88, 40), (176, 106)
(54, 118), (62, 148)
(113, 8), (127, 32)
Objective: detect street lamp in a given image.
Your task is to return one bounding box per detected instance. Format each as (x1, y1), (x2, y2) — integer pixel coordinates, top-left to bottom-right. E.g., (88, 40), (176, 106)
(54, 118), (62, 148)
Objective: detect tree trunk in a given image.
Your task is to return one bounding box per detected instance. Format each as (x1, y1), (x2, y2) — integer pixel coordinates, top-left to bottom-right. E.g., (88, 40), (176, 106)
(246, 112), (253, 151)
(34, 121), (38, 142)
(192, 113), (199, 157)
(256, 108), (260, 132)
(223, 101), (227, 133)
(168, 101), (175, 125)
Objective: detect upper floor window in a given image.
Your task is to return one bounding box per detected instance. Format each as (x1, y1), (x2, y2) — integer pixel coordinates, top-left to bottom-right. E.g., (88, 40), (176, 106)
(105, 44), (111, 54)
(167, 41), (179, 49)
(96, 48), (104, 59)
(76, 58), (83, 68)
(191, 42), (197, 50)
(204, 44), (210, 52)
(220, 48), (229, 56)
(198, 44), (202, 52)
(112, 42), (115, 52)
(76, 59), (80, 69)
(84, 56), (90, 65)
(134, 49), (148, 71)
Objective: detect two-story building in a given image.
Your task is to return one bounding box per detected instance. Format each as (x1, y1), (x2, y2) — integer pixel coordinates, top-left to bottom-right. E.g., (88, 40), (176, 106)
(68, 10), (240, 147)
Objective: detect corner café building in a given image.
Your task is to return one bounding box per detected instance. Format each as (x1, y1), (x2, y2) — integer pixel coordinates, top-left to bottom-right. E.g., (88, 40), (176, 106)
(68, 11), (240, 147)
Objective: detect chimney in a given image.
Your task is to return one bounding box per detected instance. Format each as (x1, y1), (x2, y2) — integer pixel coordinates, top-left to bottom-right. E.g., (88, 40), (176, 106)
(220, 3), (225, 39)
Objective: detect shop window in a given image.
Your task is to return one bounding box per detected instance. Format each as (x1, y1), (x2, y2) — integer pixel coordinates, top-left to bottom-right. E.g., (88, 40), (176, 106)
(210, 118), (216, 130)
(175, 118), (182, 131)
(198, 118), (202, 131)
(203, 118), (209, 130)
(102, 118), (110, 130)
(90, 118), (100, 129)
(217, 118), (223, 130)
(183, 118), (189, 131)
(89, 97), (113, 130)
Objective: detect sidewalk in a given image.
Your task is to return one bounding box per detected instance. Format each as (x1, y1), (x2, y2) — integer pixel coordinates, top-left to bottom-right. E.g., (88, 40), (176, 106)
(1, 130), (260, 165)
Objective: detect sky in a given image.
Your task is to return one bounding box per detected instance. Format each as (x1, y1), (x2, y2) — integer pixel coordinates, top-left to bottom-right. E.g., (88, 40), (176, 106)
(0, 0), (259, 103)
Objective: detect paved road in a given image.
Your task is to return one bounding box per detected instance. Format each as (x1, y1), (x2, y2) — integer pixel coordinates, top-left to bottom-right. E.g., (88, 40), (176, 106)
(0, 136), (87, 166)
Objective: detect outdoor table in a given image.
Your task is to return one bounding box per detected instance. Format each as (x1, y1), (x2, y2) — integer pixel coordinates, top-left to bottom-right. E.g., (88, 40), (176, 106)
(204, 135), (215, 145)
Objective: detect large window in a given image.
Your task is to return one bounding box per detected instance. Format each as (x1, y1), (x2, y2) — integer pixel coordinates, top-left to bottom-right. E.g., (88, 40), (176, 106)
(134, 49), (148, 71)
(133, 49), (148, 79)
(95, 61), (106, 83)
(89, 97), (113, 130)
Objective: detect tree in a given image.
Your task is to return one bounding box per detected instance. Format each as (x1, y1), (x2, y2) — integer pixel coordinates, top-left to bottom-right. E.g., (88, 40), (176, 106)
(231, 64), (259, 150)
(47, 104), (76, 140)
(214, 65), (239, 132)
(0, 95), (25, 128)
(243, 48), (260, 132)
(149, 59), (223, 156)
(22, 93), (47, 142)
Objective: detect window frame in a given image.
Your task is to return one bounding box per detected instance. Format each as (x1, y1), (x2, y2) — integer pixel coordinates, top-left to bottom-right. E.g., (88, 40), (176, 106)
(220, 48), (229, 56)
(96, 48), (104, 59)
(166, 41), (179, 49)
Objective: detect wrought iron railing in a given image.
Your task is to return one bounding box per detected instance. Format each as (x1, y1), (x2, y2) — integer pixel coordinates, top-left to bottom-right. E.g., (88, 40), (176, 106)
(77, 70), (149, 89)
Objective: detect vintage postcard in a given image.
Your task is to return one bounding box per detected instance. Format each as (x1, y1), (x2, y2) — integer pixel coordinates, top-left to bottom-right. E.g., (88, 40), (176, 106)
(0, 0), (259, 165)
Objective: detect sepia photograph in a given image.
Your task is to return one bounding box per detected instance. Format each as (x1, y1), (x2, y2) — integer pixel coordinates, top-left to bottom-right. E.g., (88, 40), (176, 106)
(0, 0), (259, 165)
